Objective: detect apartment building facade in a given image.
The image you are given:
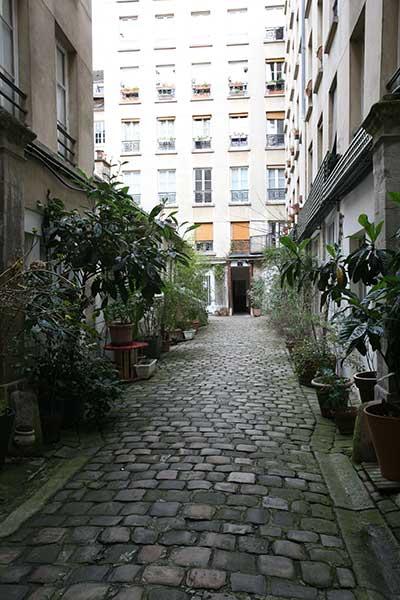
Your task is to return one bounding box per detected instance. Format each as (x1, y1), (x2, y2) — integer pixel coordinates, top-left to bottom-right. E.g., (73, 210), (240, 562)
(0, 1), (93, 398)
(284, 0), (400, 258)
(93, 0), (288, 314)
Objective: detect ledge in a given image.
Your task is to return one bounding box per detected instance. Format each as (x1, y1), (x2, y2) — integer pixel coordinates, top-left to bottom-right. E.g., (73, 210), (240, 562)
(190, 98), (214, 102)
(192, 149), (214, 154)
(155, 100), (177, 104)
(155, 152), (178, 156)
(227, 96), (250, 100)
(192, 204), (215, 208)
(229, 203), (251, 207)
(228, 147), (250, 153)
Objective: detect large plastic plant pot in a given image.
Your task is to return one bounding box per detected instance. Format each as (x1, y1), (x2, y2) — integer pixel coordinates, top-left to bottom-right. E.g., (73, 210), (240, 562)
(354, 371), (377, 403)
(108, 323), (133, 346)
(364, 402), (400, 481)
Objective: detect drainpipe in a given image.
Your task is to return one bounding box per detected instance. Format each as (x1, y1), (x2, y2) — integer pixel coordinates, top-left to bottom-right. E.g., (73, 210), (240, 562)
(300, 0), (306, 120)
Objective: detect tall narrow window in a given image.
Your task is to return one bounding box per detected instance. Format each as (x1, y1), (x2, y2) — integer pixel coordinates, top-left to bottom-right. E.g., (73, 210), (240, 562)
(266, 112), (285, 147)
(155, 12), (175, 48)
(228, 60), (248, 97)
(265, 5), (285, 41)
(94, 121), (106, 146)
(191, 62), (211, 98)
(350, 9), (365, 134)
(329, 78), (337, 151)
(119, 15), (139, 41)
(307, 144), (313, 193)
(158, 169), (176, 205)
(190, 10), (211, 46)
(227, 8), (248, 42)
(229, 114), (249, 148)
(123, 170), (141, 204)
(156, 64), (176, 100)
(121, 120), (140, 153)
(265, 60), (284, 94)
(230, 167), (249, 203)
(266, 168), (285, 201)
(317, 117), (323, 167)
(194, 168), (212, 204)
(56, 44), (75, 164)
(195, 223), (214, 253)
(157, 117), (175, 152)
(0, 0), (20, 117)
(120, 66), (140, 102)
(193, 115), (211, 150)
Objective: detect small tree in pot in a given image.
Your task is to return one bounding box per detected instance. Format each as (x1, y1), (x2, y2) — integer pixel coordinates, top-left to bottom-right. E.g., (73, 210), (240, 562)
(248, 278), (265, 317)
(312, 368), (354, 428)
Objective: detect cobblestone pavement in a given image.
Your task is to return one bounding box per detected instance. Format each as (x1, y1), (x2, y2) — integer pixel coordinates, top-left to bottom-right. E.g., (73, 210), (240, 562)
(0, 317), (364, 599)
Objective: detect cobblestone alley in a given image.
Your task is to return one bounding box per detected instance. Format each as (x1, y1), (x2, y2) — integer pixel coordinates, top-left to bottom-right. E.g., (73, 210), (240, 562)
(1, 317), (399, 600)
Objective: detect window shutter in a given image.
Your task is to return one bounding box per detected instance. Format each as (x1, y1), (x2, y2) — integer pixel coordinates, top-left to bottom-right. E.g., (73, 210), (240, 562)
(231, 222), (249, 241)
(195, 223), (213, 241)
(266, 111), (285, 119)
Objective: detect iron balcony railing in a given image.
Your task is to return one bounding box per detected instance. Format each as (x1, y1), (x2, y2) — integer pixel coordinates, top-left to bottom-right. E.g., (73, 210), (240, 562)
(156, 85), (176, 100)
(250, 234), (277, 254)
(120, 86), (139, 102)
(192, 84), (211, 97)
(230, 135), (248, 148)
(193, 138), (212, 150)
(228, 82), (248, 96)
(265, 26), (285, 41)
(267, 188), (285, 201)
(121, 140), (140, 153)
(158, 139), (176, 152)
(230, 240), (250, 255)
(231, 190), (249, 203)
(158, 192), (176, 205)
(265, 80), (285, 94)
(196, 241), (213, 253)
(57, 122), (76, 165)
(266, 133), (285, 147)
(0, 71), (27, 122)
(194, 190), (212, 204)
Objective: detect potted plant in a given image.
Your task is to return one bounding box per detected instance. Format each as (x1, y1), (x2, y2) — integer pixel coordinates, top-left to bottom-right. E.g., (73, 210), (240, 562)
(104, 300), (133, 346)
(354, 370), (377, 404)
(292, 339), (336, 386)
(311, 369), (353, 427)
(248, 278), (265, 317)
(140, 298), (163, 359)
(182, 323), (196, 341)
(134, 357), (157, 380)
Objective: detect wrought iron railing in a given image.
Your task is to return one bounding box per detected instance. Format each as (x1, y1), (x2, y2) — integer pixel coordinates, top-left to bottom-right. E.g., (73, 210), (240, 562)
(194, 190), (212, 204)
(158, 139), (176, 152)
(193, 138), (212, 150)
(228, 82), (248, 96)
(265, 26), (284, 41)
(250, 234), (277, 254)
(265, 80), (285, 94)
(192, 84), (211, 97)
(57, 122), (76, 165)
(266, 133), (285, 147)
(156, 86), (176, 100)
(230, 135), (248, 148)
(267, 188), (285, 201)
(230, 240), (250, 255)
(230, 190), (249, 203)
(121, 140), (140, 153)
(196, 241), (213, 253)
(158, 192), (176, 205)
(0, 71), (27, 121)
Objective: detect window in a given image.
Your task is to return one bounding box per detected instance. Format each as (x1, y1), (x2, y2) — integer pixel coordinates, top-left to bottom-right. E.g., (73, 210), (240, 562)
(0, 0), (21, 117)
(229, 114), (248, 148)
(158, 169), (176, 205)
(123, 170), (141, 203)
(121, 120), (140, 153)
(230, 167), (249, 203)
(227, 7), (248, 40)
(56, 45), (68, 127)
(204, 274), (212, 305)
(190, 10), (211, 46)
(317, 116), (323, 167)
(120, 66), (140, 102)
(266, 168), (285, 201)
(156, 64), (176, 100)
(329, 78), (337, 151)
(265, 60), (285, 94)
(157, 117), (175, 151)
(195, 223), (214, 253)
(231, 221), (250, 254)
(350, 9), (365, 134)
(307, 143), (313, 192)
(155, 12), (175, 47)
(194, 168), (212, 203)
(265, 5), (285, 41)
(119, 15), (139, 40)
(228, 60), (248, 96)
(266, 112), (285, 147)
(193, 115), (211, 150)
(192, 62), (211, 98)
(94, 121), (106, 146)
(268, 221), (285, 247)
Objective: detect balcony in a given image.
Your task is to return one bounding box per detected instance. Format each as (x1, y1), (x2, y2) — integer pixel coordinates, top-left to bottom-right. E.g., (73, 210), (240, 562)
(230, 190), (249, 203)
(230, 134), (248, 149)
(192, 83), (211, 98)
(120, 86), (139, 103)
(250, 234), (278, 254)
(265, 80), (285, 95)
(57, 122), (76, 165)
(157, 138), (176, 152)
(230, 240), (250, 255)
(267, 188), (285, 202)
(193, 137), (212, 151)
(228, 81), (248, 97)
(156, 84), (176, 101)
(196, 241), (214, 253)
(194, 190), (212, 204)
(0, 71), (27, 122)
(266, 133), (285, 148)
(265, 26), (285, 42)
(121, 140), (140, 154)
(158, 192), (176, 205)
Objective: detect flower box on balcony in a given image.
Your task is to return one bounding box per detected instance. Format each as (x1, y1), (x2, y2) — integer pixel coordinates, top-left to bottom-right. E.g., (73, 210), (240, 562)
(192, 83), (211, 96)
(121, 87), (139, 101)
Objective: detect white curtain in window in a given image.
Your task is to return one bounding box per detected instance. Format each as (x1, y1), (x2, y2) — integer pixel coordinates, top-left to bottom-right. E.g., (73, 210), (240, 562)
(122, 120), (139, 141)
(156, 64), (175, 86)
(229, 115), (248, 135)
(158, 119), (175, 138)
(119, 16), (138, 40)
(228, 61), (248, 82)
(192, 62), (211, 85)
(121, 67), (139, 89)
(231, 167), (248, 190)
(268, 168), (284, 188)
(193, 117), (211, 138)
(158, 169), (176, 192)
(265, 6), (285, 26)
(124, 171), (140, 195)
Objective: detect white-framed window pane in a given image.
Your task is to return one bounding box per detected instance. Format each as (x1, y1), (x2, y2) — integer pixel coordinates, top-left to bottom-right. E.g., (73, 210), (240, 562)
(122, 120), (139, 140)
(95, 121), (106, 144)
(124, 170), (140, 193)
(0, 0), (12, 24)
(57, 85), (66, 125)
(119, 15), (138, 40)
(229, 115), (248, 134)
(158, 118), (175, 137)
(1, 24), (13, 75)
(56, 47), (66, 86)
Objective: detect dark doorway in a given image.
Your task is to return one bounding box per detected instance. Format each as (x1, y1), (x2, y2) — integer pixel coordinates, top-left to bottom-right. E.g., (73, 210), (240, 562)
(231, 266), (250, 314)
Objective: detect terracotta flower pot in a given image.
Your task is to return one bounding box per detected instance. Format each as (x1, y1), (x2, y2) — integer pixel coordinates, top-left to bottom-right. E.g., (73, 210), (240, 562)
(335, 407), (358, 435)
(365, 401), (400, 481)
(354, 371), (377, 404)
(108, 323), (133, 346)
(252, 308), (262, 317)
(192, 320), (200, 332)
(311, 377), (352, 419)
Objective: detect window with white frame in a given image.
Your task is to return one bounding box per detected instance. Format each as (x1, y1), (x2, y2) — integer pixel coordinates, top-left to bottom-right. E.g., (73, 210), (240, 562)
(121, 120), (140, 153)
(228, 60), (248, 96)
(0, 0), (20, 116)
(120, 66), (140, 102)
(123, 170), (141, 203)
(155, 12), (175, 47)
(119, 15), (138, 40)
(266, 115), (284, 147)
(227, 7), (248, 40)
(56, 45), (68, 127)
(194, 168), (212, 204)
(191, 62), (211, 97)
(265, 60), (285, 93)
(156, 64), (176, 99)
(268, 221), (285, 247)
(190, 10), (211, 45)
(158, 169), (176, 205)
(230, 167), (249, 203)
(157, 117), (175, 151)
(229, 114), (248, 148)
(266, 167), (285, 201)
(193, 115), (211, 150)
(94, 121), (106, 145)
(265, 5), (285, 41)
